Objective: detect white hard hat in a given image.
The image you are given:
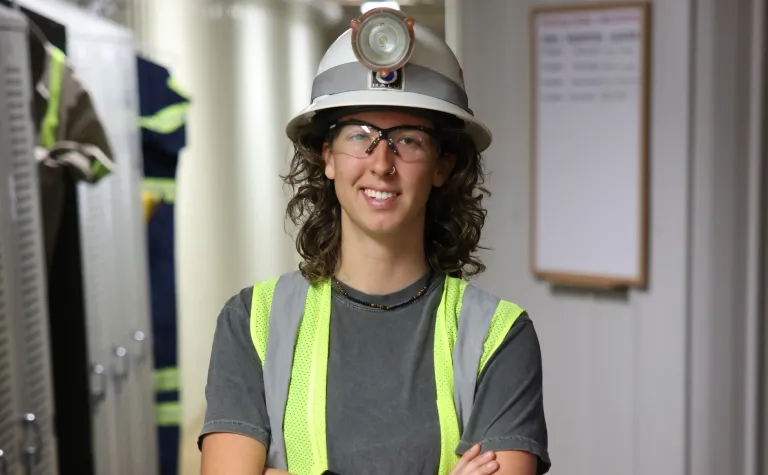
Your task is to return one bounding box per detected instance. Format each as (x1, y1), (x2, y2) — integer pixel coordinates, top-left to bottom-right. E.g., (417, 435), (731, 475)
(285, 7), (493, 152)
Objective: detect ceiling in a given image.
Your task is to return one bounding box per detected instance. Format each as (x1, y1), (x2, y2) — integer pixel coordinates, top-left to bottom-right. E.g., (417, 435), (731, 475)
(62, 0), (445, 51)
(322, 1), (446, 49)
(333, 0), (443, 6)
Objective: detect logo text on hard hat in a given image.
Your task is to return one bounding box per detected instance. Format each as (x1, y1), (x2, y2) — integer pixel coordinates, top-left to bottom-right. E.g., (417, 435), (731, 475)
(370, 68), (404, 91)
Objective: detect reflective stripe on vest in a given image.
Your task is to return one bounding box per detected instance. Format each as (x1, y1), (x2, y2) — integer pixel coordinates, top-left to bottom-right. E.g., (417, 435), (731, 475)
(40, 46), (66, 149)
(250, 271), (524, 475)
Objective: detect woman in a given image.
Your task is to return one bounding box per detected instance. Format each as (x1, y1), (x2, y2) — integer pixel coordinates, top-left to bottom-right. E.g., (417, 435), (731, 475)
(198, 7), (549, 475)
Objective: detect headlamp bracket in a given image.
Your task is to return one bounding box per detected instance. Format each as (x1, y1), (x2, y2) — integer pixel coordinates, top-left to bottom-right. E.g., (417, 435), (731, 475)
(350, 7), (416, 77)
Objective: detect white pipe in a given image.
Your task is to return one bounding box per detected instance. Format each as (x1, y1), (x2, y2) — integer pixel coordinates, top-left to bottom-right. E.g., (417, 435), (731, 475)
(743, 0), (765, 472)
(444, 0), (462, 64)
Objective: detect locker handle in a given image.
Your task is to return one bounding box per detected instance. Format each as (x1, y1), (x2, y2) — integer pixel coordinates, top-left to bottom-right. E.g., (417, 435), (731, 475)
(133, 330), (147, 363)
(114, 346), (129, 381)
(0, 448), (7, 475)
(21, 413), (42, 470)
(90, 364), (107, 406)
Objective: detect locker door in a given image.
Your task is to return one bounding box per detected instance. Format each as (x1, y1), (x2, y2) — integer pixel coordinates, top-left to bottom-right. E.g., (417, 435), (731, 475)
(0, 6), (59, 475)
(0, 11), (25, 475)
(107, 42), (157, 475)
(73, 144), (121, 475)
(69, 43), (131, 475)
(8, 84), (59, 475)
(0, 217), (21, 475)
(0, 150), (22, 475)
(76, 177), (121, 475)
(63, 24), (151, 475)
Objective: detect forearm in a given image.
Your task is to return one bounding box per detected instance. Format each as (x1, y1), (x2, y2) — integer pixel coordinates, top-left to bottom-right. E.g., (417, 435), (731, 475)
(494, 450), (538, 475)
(201, 433), (266, 475)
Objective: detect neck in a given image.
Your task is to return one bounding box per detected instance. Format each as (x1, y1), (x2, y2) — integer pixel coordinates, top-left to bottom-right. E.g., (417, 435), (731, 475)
(336, 219), (430, 295)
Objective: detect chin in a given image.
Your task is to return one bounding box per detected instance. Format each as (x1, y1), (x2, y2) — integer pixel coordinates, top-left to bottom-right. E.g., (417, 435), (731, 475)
(341, 205), (418, 238)
(363, 221), (404, 236)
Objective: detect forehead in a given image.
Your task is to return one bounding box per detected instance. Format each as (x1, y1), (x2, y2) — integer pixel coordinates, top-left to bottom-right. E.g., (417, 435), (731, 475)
(338, 110), (435, 129)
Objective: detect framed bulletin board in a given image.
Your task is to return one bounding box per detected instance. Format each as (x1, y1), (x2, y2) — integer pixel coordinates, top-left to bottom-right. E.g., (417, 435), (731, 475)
(530, 2), (651, 289)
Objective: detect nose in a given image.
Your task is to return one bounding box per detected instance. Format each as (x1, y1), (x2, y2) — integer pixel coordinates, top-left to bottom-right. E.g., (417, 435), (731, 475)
(368, 138), (396, 176)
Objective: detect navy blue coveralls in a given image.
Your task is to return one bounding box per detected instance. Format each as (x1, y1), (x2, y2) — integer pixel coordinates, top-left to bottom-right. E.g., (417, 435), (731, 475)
(137, 55), (190, 475)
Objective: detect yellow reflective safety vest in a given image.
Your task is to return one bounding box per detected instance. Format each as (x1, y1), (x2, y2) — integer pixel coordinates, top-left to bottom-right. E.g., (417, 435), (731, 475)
(250, 271), (526, 475)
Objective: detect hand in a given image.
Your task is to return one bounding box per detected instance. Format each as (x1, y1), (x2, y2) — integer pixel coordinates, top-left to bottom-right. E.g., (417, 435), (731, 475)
(449, 444), (499, 475)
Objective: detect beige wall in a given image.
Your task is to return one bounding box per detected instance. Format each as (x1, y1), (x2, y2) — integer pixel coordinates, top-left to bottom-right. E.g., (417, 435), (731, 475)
(460, 0), (764, 474)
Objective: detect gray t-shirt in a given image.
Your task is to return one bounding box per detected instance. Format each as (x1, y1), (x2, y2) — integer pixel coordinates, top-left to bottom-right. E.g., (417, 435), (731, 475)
(199, 273), (550, 474)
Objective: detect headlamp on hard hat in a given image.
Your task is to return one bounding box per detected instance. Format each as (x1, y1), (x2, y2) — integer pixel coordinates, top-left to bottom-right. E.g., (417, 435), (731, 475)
(350, 7), (416, 77)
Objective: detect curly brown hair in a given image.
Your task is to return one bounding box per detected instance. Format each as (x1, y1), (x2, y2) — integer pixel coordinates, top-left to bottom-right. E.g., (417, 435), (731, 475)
(282, 110), (490, 284)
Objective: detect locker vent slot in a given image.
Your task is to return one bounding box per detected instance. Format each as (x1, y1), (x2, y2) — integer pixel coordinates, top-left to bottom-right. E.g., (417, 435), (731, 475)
(7, 59), (56, 473)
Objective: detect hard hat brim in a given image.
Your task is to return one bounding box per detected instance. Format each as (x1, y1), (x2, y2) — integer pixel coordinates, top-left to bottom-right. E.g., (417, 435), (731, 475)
(285, 90), (493, 152)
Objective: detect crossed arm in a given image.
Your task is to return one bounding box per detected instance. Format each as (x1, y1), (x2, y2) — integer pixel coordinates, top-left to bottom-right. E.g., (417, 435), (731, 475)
(201, 433), (538, 475)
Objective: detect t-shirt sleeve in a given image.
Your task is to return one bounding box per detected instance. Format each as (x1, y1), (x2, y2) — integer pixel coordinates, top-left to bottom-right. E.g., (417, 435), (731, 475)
(457, 314), (551, 474)
(197, 287), (271, 450)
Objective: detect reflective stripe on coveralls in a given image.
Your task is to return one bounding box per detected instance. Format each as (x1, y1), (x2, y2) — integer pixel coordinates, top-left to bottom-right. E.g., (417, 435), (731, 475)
(250, 271), (525, 475)
(40, 46), (65, 149)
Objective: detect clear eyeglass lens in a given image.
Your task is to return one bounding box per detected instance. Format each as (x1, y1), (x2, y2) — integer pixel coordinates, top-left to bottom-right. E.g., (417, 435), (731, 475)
(333, 124), (434, 161)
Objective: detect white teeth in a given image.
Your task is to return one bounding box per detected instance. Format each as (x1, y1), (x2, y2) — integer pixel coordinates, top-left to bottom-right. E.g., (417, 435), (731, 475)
(365, 189), (396, 200)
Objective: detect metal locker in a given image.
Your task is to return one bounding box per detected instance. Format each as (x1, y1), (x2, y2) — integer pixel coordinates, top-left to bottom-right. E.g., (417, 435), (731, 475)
(67, 28), (156, 475)
(0, 11), (23, 467)
(0, 8), (24, 463)
(13, 1), (159, 474)
(0, 5), (60, 475)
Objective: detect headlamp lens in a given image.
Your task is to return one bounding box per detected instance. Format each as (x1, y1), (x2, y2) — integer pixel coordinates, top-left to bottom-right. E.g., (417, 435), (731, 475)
(368, 21), (400, 55)
(351, 8), (416, 74)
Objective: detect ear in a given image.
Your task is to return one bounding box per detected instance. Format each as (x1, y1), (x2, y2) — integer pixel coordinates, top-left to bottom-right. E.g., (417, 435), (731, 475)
(323, 142), (335, 180)
(432, 153), (456, 187)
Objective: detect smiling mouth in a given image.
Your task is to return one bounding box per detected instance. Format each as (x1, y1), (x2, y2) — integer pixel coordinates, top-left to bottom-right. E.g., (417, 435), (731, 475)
(363, 188), (399, 201)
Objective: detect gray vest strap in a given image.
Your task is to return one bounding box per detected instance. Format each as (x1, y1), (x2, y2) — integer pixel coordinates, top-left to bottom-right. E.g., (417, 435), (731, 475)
(452, 285), (500, 433)
(264, 271), (309, 470)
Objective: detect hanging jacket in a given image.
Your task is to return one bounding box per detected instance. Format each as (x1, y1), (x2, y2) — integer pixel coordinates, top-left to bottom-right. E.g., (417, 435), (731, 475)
(29, 34), (114, 266)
